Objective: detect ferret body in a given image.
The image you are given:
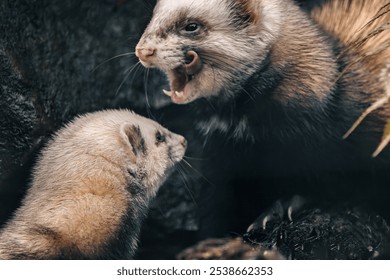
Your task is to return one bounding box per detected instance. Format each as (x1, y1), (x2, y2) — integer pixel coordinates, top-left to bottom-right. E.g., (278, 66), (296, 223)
(0, 110), (186, 259)
(135, 0), (390, 236)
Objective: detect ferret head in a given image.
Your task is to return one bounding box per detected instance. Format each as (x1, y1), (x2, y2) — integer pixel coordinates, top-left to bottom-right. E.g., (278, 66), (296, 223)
(34, 110), (186, 200)
(116, 111), (187, 197)
(135, 0), (282, 104)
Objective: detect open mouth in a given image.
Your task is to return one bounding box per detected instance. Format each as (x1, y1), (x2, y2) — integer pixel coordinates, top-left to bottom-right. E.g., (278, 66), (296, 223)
(163, 50), (202, 103)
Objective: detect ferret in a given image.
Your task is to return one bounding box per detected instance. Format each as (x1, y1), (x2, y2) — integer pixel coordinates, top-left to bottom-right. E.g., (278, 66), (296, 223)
(135, 0), (389, 152)
(135, 0), (390, 247)
(0, 110), (187, 259)
(134, 0), (390, 178)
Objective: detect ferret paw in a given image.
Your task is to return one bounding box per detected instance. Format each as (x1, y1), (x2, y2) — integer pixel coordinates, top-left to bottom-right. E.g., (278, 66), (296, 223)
(245, 195), (306, 237)
(243, 196), (307, 249)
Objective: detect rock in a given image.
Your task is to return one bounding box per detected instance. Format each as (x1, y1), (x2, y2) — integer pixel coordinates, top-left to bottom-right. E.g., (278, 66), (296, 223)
(177, 237), (284, 260)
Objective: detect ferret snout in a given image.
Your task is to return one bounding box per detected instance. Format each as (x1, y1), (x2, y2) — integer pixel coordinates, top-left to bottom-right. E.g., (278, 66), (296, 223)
(135, 47), (156, 63)
(168, 134), (187, 163)
(172, 133), (187, 149)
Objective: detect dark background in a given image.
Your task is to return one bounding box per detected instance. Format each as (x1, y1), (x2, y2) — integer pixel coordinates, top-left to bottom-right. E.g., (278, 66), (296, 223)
(0, 0), (329, 259)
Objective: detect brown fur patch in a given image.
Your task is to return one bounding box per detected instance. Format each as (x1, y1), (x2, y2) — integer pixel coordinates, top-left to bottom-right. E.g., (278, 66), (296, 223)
(233, 0), (260, 25)
(122, 124), (147, 156)
(29, 225), (60, 240)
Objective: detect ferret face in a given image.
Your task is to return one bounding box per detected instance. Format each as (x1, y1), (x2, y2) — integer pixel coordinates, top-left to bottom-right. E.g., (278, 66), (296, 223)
(120, 113), (187, 197)
(35, 110), (186, 200)
(135, 0), (282, 104)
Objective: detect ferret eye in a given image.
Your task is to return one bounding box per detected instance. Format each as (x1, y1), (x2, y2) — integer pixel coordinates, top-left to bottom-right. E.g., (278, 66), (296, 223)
(184, 23), (199, 32)
(155, 131), (166, 144)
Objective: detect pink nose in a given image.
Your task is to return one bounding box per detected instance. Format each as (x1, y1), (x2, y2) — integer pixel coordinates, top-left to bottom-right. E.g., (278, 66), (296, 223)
(135, 47), (156, 62)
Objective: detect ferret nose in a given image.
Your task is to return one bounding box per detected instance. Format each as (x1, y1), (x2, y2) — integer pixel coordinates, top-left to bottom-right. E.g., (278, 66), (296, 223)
(135, 47), (156, 62)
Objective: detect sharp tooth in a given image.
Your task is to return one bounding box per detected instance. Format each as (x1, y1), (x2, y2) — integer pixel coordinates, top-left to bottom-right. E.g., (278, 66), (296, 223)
(163, 89), (172, 97)
(175, 91), (184, 98)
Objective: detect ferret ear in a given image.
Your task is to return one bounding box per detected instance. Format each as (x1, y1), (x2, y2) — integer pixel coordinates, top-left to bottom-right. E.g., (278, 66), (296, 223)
(234, 0), (260, 25)
(120, 124), (146, 159)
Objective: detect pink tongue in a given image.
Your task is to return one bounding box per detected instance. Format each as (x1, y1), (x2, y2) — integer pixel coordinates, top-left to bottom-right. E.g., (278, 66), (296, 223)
(184, 50), (202, 75)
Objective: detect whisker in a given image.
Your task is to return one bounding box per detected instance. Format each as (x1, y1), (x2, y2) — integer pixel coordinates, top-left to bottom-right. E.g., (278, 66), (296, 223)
(92, 53), (134, 73)
(128, 62), (144, 87)
(115, 62), (140, 96)
(182, 159), (215, 187)
(144, 67), (151, 108)
(177, 165), (198, 207)
(199, 51), (249, 72)
(136, 0), (154, 12)
(183, 155), (208, 161)
(139, 67), (158, 121)
(146, 106), (157, 121)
